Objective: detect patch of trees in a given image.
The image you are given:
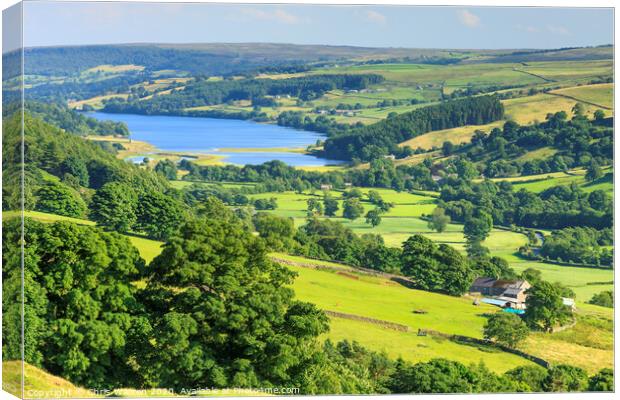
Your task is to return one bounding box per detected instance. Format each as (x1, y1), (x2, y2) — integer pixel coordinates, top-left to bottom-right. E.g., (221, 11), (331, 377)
(180, 158), (438, 193)
(439, 179), (612, 230)
(3, 101), (129, 136)
(463, 113), (612, 178)
(103, 74), (385, 115)
(2, 113), (168, 216)
(588, 291), (613, 308)
(540, 227), (613, 267)
(323, 95), (504, 161)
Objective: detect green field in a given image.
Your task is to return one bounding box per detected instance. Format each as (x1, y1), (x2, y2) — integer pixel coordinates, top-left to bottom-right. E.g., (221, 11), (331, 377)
(284, 262), (536, 372)
(282, 255), (612, 374)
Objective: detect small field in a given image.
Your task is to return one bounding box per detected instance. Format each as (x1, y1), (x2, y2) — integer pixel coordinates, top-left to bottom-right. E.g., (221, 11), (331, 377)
(550, 83), (613, 110)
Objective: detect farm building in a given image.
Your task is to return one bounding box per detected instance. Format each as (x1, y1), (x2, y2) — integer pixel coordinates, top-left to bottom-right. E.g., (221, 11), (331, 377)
(470, 278), (531, 308)
(320, 184), (333, 191)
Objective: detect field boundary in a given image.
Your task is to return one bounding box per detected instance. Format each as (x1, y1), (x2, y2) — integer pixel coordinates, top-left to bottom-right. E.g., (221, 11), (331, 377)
(325, 311), (410, 332)
(547, 91), (612, 111)
(420, 329), (550, 368)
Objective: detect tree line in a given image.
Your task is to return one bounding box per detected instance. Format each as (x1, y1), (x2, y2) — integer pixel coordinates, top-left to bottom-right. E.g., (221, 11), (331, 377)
(102, 74), (385, 115)
(322, 95), (504, 161)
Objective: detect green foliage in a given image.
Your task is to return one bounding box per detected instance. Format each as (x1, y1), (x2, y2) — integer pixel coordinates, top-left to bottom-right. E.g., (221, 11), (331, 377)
(323, 194), (339, 217)
(588, 291), (613, 308)
(388, 358), (478, 394)
(464, 210), (493, 243)
(2, 218), (147, 388)
(142, 206), (331, 391)
(307, 198), (324, 217)
(524, 281), (572, 331)
(544, 364), (589, 392)
(324, 95), (504, 161)
(401, 235), (474, 295)
(35, 182), (87, 218)
(586, 161), (603, 182)
(253, 212), (297, 252)
(483, 313), (529, 348)
(343, 198), (364, 220)
(427, 207), (450, 233)
(541, 227), (612, 266)
(135, 191), (185, 240)
(365, 208), (382, 227)
(90, 182), (138, 232)
(504, 365), (549, 392)
(154, 159), (178, 180)
(588, 368), (614, 391)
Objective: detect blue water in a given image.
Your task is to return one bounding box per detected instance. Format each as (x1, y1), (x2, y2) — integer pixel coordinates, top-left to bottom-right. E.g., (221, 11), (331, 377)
(87, 112), (344, 166)
(502, 308), (525, 315)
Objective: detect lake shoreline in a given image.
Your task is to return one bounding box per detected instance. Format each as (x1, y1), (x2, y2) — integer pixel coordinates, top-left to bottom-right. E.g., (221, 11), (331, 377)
(86, 111), (345, 167)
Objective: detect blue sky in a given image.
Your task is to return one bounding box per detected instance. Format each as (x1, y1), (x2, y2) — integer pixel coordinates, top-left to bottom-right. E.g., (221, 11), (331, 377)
(20, 2), (613, 50)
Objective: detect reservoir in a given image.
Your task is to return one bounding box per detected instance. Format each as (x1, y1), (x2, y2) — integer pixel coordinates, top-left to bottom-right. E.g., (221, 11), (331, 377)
(87, 112), (344, 166)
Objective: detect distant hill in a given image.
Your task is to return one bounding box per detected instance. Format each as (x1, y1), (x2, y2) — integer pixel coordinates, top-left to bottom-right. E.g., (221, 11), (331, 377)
(16, 43), (613, 77)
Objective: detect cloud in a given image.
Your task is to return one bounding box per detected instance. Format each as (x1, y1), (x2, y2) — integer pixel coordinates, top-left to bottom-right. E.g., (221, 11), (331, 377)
(547, 25), (570, 35)
(365, 10), (387, 24)
(237, 7), (300, 25)
(516, 24), (539, 33)
(457, 9), (480, 28)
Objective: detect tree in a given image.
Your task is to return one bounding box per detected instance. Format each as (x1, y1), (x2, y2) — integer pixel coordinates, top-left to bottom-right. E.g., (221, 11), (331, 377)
(524, 281), (571, 332)
(59, 156), (89, 187)
(483, 313), (529, 348)
(388, 358), (478, 394)
(401, 235), (474, 296)
(367, 190), (383, 205)
(463, 211), (493, 243)
(253, 212), (296, 251)
(571, 102), (585, 118)
(89, 182), (138, 232)
(427, 207), (450, 233)
(154, 159), (178, 180)
(442, 141), (455, 156)
(588, 291), (613, 308)
(504, 365), (549, 392)
(307, 198), (324, 217)
(2, 218), (149, 388)
(35, 182), (87, 218)
(365, 208), (382, 227)
(544, 365), (588, 392)
(142, 208), (331, 391)
(135, 191), (185, 240)
(343, 198), (364, 220)
(585, 161), (603, 182)
(588, 368), (614, 391)
(323, 195), (339, 217)
(593, 109), (606, 122)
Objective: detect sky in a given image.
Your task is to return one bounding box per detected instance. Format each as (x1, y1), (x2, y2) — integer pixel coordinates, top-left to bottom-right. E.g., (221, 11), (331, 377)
(13, 1), (615, 51)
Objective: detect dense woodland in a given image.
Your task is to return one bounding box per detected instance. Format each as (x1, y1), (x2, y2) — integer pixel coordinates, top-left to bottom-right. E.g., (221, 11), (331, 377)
(323, 95), (505, 161)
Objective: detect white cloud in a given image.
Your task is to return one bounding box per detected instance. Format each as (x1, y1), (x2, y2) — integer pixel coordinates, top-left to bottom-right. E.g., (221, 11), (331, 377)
(237, 7), (300, 25)
(547, 25), (570, 35)
(365, 10), (387, 24)
(457, 9), (480, 28)
(516, 24), (539, 33)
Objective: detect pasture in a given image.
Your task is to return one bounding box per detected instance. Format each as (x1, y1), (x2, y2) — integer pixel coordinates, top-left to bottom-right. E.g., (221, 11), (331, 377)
(550, 83), (613, 110)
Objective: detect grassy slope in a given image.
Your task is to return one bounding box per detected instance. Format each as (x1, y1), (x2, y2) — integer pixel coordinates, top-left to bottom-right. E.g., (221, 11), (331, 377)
(283, 262), (536, 373)
(2, 361), (97, 399)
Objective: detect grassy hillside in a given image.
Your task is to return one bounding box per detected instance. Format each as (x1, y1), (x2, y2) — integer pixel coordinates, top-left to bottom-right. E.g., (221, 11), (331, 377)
(277, 254), (613, 374)
(2, 361), (97, 399)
